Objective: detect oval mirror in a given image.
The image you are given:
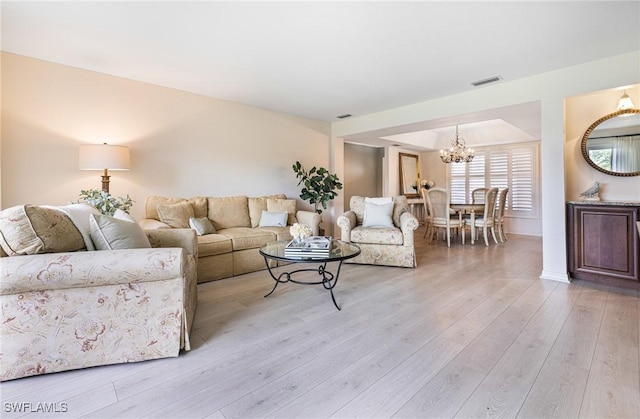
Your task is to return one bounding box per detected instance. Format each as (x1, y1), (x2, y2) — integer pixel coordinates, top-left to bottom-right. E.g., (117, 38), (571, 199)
(581, 108), (640, 177)
(399, 153), (420, 197)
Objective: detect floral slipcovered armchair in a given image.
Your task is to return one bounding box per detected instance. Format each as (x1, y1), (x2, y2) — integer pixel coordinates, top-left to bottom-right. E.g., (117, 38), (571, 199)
(337, 196), (419, 268)
(0, 204), (197, 381)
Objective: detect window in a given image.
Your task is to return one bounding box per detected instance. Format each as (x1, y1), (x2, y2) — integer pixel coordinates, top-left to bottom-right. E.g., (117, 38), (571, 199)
(448, 142), (539, 218)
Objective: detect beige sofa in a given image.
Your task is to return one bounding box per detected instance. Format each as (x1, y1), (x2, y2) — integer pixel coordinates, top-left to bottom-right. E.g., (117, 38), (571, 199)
(337, 196), (419, 268)
(140, 194), (321, 283)
(0, 204), (197, 381)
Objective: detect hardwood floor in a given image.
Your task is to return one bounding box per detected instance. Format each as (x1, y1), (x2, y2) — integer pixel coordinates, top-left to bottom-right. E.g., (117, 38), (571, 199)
(2, 230), (639, 418)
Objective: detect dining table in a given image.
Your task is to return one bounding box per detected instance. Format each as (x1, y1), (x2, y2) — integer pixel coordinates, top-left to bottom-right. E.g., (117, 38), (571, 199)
(450, 203), (485, 244)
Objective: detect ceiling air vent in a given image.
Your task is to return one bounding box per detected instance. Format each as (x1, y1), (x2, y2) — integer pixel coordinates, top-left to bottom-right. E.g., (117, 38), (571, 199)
(471, 76), (501, 87)
(336, 114), (352, 119)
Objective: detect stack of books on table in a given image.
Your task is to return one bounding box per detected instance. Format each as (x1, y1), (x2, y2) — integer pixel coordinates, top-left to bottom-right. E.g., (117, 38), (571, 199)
(284, 236), (332, 259)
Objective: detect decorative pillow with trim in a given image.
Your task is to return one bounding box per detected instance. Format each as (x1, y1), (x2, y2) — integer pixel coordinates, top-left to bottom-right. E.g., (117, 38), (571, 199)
(45, 203), (101, 250)
(89, 210), (151, 250)
(0, 204), (85, 256)
(189, 217), (216, 236)
(362, 201), (395, 228)
(258, 211), (288, 227)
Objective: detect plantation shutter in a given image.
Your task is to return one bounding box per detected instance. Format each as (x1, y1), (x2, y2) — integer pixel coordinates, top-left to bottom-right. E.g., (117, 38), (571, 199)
(467, 154), (486, 203)
(447, 143), (538, 217)
(489, 151), (509, 208)
(450, 161), (467, 204)
(510, 146), (535, 215)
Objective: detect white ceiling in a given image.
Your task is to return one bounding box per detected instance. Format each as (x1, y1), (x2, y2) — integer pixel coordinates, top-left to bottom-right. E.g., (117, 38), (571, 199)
(2, 1), (639, 149)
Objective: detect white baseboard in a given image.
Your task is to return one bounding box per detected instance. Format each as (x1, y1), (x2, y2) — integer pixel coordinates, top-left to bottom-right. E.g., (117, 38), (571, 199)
(539, 270), (571, 283)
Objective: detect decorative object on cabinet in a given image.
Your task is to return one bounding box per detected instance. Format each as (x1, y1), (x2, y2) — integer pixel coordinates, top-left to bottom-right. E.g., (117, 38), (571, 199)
(579, 181), (601, 201)
(567, 202), (640, 289)
(581, 108), (640, 177)
(78, 143), (130, 192)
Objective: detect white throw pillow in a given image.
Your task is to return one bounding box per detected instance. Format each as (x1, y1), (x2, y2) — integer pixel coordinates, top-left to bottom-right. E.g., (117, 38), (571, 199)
(362, 201), (394, 228)
(365, 197), (393, 205)
(189, 217), (216, 235)
(89, 210), (151, 250)
(258, 211), (288, 227)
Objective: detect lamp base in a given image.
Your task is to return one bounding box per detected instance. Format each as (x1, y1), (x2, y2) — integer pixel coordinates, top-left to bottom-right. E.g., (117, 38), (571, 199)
(101, 169), (110, 193)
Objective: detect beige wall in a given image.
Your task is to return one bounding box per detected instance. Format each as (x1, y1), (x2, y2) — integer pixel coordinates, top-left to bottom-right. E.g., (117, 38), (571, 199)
(343, 143), (382, 206)
(565, 84), (640, 201)
(1, 53), (331, 223)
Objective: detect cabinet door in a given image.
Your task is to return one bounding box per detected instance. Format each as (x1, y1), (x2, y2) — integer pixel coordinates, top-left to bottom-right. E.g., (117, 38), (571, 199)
(570, 205), (639, 283)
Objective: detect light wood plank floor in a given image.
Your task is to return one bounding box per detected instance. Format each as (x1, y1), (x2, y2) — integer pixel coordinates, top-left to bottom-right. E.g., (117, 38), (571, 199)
(2, 230), (639, 418)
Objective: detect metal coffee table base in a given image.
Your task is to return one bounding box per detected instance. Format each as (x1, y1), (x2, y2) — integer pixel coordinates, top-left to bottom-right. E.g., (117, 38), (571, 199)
(262, 258), (345, 310)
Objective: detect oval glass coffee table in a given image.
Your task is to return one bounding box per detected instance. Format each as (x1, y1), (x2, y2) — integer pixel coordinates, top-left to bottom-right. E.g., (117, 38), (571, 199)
(259, 240), (361, 310)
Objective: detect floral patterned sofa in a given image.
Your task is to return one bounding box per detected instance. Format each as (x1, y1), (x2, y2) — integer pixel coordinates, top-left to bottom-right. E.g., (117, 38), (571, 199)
(337, 196), (419, 268)
(0, 204), (197, 381)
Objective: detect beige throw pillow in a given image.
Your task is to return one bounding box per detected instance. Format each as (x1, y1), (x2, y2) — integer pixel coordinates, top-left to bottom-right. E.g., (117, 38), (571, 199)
(207, 196), (250, 229)
(144, 195), (187, 220)
(248, 197), (269, 228)
(248, 194), (287, 227)
(266, 198), (297, 225)
(89, 210), (151, 250)
(157, 201), (194, 228)
(0, 205), (86, 255)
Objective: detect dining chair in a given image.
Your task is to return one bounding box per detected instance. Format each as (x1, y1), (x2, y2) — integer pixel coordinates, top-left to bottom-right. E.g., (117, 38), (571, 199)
(471, 187), (489, 204)
(426, 188), (465, 247)
(495, 188), (509, 242)
(464, 187), (498, 246)
(421, 188), (434, 240)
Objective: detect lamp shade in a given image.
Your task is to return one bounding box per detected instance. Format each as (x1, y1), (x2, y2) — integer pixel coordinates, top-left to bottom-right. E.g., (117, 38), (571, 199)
(617, 92), (635, 110)
(79, 144), (130, 171)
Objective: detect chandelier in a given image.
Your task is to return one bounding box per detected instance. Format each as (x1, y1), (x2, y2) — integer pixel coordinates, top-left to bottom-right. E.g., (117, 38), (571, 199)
(440, 125), (475, 163)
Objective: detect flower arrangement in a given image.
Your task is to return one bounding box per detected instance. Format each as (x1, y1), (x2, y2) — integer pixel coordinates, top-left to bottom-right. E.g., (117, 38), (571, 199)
(290, 223), (312, 241)
(75, 189), (134, 216)
(421, 179), (436, 190)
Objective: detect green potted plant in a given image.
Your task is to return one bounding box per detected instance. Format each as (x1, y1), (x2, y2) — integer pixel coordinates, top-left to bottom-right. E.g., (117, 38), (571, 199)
(75, 189), (134, 216)
(292, 161), (343, 214)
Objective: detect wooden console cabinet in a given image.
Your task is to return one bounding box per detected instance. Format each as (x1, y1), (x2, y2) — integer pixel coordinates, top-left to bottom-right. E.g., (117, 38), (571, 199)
(567, 202), (640, 288)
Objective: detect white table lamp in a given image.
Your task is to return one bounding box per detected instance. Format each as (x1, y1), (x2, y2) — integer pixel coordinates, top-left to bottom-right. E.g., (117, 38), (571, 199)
(79, 143), (130, 193)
